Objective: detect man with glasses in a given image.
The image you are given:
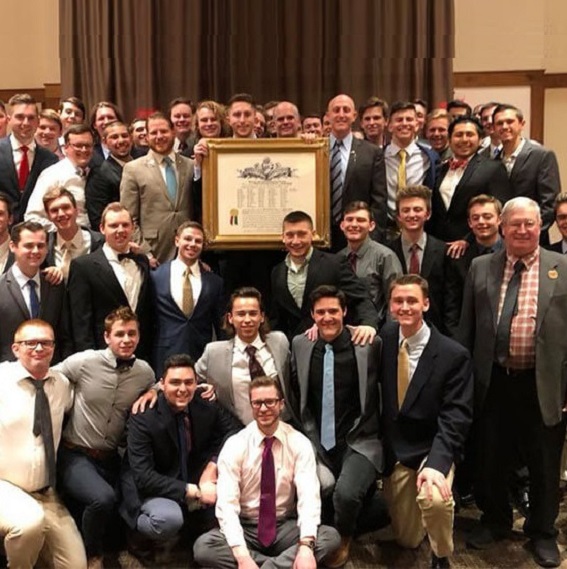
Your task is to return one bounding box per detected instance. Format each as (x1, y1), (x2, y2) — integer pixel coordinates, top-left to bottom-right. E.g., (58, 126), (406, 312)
(0, 319), (87, 569)
(25, 124), (95, 229)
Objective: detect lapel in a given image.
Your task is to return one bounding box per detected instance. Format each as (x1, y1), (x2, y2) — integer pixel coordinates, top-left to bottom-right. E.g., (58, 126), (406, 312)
(158, 261), (183, 315)
(487, 251), (507, 331)
(220, 340), (236, 407)
(91, 248), (129, 304)
(343, 137), (361, 190)
(276, 261), (301, 315)
(390, 238), (407, 273)
(302, 250), (324, 310)
(5, 268), (30, 318)
(448, 155), (480, 213)
(157, 395), (179, 449)
(175, 154), (190, 208)
(536, 248), (558, 335)
(193, 269), (212, 315)
(265, 333), (283, 378)
(509, 141), (532, 183)
(144, 153), (172, 204)
(421, 236), (437, 278)
(0, 138), (19, 191)
(39, 275), (53, 318)
(295, 337), (316, 416)
(353, 343), (368, 413)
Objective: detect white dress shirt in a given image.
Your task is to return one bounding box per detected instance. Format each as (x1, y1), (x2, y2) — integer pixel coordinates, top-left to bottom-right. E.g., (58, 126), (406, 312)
(10, 135), (37, 173)
(54, 228), (91, 268)
(102, 243), (142, 311)
(170, 258), (202, 313)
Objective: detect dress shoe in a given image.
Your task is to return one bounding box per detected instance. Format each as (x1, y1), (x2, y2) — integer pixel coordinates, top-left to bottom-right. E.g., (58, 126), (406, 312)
(431, 552), (451, 568)
(466, 524), (510, 550)
(324, 535), (351, 568)
(524, 538), (561, 568)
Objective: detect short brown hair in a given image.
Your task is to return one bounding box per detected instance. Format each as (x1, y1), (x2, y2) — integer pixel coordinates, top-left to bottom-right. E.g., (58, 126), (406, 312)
(395, 185), (432, 212)
(104, 306), (139, 334)
(43, 187), (77, 212)
(358, 96), (389, 120)
(39, 109), (63, 130)
(100, 202), (132, 227)
(223, 287), (270, 339)
(554, 193), (567, 215)
(9, 93), (37, 107)
(343, 201), (373, 221)
(467, 194), (502, 216)
(10, 221), (47, 244)
(249, 375), (284, 400)
(389, 274), (429, 300)
(14, 319), (54, 342)
(64, 124), (94, 144)
(146, 111), (174, 130)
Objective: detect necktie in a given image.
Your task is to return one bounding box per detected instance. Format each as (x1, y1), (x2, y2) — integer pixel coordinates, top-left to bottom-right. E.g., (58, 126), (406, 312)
(61, 242), (74, 281)
(258, 437), (277, 547)
(28, 279), (40, 318)
(495, 260), (525, 365)
(330, 140), (344, 223)
(397, 148), (407, 190)
(178, 140), (188, 153)
(245, 345), (266, 379)
(182, 268), (194, 316)
(408, 244), (420, 274)
(321, 343), (336, 451)
(118, 251), (137, 263)
(164, 156), (178, 202)
(348, 251), (357, 273)
(116, 357), (136, 371)
(177, 412), (192, 482)
(18, 145), (30, 191)
(28, 378), (56, 487)
(397, 339), (410, 408)
(449, 158), (467, 170)
(76, 167), (87, 178)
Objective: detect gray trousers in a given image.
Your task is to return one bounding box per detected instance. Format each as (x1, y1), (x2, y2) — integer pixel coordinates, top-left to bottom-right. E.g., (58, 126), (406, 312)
(193, 517), (340, 569)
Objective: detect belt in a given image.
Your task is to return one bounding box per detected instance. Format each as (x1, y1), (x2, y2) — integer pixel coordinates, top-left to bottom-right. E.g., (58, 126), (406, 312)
(493, 363), (535, 378)
(63, 441), (117, 461)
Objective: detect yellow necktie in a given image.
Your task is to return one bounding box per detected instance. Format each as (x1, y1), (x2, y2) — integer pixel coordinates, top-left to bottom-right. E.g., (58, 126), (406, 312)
(182, 268), (194, 316)
(397, 149), (407, 190)
(397, 338), (410, 408)
(61, 242), (74, 281)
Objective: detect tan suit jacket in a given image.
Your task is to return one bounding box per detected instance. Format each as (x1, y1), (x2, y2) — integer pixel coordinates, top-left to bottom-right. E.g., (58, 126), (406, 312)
(120, 150), (194, 262)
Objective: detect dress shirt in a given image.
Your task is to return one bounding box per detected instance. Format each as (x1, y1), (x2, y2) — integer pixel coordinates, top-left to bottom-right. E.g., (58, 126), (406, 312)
(11, 264), (41, 315)
(329, 133), (353, 183)
(216, 420), (320, 548)
(400, 233), (427, 272)
(385, 141), (430, 218)
(501, 138), (526, 175)
(53, 228), (91, 267)
(151, 150), (179, 187)
(285, 247), (314, 308)
(398, 322), (431, 381)
(438, 157), (471, 210)
(0, 361), (73, 492)
(170, 257), (202, 313)
(102, 243), (143, 311)
(57, 348), (155, 451)
(232, 335), (278, 425)
(0, 238), (10, 273)
(10, 135), (37, 172)
(25, 157), (90, 229)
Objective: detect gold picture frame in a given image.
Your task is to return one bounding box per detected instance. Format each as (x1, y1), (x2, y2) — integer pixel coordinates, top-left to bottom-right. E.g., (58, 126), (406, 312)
(202, 138), (330, 249)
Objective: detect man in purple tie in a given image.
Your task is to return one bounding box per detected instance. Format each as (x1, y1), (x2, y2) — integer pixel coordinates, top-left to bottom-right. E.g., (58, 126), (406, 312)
(193, 375), (340, 569)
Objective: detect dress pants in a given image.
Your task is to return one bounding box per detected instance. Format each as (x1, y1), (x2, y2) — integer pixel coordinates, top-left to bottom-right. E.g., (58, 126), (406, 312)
(0, 481), (86, 569)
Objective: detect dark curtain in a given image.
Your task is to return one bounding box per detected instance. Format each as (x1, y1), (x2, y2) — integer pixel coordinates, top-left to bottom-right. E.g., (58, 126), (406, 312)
(60, 0), (453, 120)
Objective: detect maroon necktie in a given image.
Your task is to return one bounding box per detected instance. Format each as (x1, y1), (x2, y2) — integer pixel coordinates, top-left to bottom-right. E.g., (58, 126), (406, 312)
(409, 244), (420, 274)
(245, 345), (266, 379)
(18, 145), (30, 190)
(258, 437), (276, 547)
(449, 157), (468, 170)
(348, 251), (357, 273)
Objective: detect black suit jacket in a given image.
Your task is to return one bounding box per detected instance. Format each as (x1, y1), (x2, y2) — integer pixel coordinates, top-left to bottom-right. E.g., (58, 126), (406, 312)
(44, 227), (105, 267)
(428, 154), (511, 242)
(388, 234), (447, 333)
(86, 156), (124, 228)
(380, 322), (473, 476)
(0, 137), (58, 222)
(67, 247), (154, 360)
(120, 392), (240, 529)
(270, 248), (378, 340)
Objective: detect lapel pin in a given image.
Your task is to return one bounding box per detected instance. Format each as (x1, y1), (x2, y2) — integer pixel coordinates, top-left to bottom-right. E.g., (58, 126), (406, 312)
(548, 269), (558, 279)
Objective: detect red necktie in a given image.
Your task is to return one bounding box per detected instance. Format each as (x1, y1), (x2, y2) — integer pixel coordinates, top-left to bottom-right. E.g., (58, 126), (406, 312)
(409, 244), (420, 274)
(258, 437), (276, 547)
(245, 345), (266, 379)
(18, 145), (30, 190)
(449, 158), (467, 170)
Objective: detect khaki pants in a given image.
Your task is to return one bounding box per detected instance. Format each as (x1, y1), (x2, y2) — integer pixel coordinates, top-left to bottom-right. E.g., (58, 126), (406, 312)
(0, 480), (86, 569)
(383, 463), (455, 558)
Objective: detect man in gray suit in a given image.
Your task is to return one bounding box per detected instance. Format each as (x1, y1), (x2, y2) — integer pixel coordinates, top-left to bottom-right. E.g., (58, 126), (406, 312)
(120, 112), (194, 265)
(291, 285), (382, 568)
(195, 286), (291, 426)
(459, 197), (567, 568)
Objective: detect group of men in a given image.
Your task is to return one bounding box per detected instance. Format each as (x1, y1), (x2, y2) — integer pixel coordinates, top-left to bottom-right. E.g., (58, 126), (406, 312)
(0, 88), (566, 569)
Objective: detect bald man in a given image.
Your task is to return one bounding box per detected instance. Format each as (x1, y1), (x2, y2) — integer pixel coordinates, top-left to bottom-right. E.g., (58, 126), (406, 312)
(274, 101), (302, 138)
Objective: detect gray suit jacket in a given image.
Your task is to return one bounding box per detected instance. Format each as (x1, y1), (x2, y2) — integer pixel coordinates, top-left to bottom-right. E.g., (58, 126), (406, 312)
(194, 332), (291, 422)
(120, 151), (194, 263)
(291, 333), (382, 472)
(458, 248), (567, 426)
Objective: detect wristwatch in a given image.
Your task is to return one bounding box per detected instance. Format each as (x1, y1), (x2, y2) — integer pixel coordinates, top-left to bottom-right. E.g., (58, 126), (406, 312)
(298, 538), (316, 551)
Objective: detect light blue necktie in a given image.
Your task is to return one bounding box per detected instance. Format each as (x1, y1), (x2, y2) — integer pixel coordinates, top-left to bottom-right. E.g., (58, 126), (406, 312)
(330, 140), (344, 223)
(28, 279), (40, 318)
(164, 156), (177, 202)
(321, 343), (336, 451)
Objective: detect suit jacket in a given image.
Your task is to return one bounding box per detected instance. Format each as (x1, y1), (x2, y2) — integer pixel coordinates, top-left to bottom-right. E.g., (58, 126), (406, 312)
(0, 267), (72, 362)
(151, 261), (225, 376)
(0, 137), (58, 223)
(428, 154), (511, 242)
(195, 332), (292, 422)
(44, 227), (105, 267)
(547, 241), (565, 254)
(291, 333), (382, 472)
(380, 322), (473, 476)
(270, 249), (378, 340)
(120, 152), (194, 263)
(67, 247), (154, 361)
(458, 248), (567, 426)
(120, 392), (240, 529)
(86, 155), (124, 229)
(388, 234), (447, 333)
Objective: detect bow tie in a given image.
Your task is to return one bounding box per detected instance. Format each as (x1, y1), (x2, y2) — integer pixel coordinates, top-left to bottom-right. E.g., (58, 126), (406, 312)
(449, 158), (468, 170)
(116, 357), (136, 371)
(118, 252), (137, 262)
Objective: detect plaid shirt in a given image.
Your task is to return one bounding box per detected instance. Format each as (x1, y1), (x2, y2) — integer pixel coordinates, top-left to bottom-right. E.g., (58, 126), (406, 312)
(497, 249), (539, 369)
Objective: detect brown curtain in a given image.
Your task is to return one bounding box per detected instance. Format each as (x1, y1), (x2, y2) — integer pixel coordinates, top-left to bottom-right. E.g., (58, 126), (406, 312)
(60, 0), (453, 120)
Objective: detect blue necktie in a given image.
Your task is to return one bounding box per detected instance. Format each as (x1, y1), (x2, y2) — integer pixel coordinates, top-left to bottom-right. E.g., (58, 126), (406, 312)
(28, 280), (40, 318)
(164, 156), (178, 202)
(330, 140), (344, 223)
(321, 343), (336, 451)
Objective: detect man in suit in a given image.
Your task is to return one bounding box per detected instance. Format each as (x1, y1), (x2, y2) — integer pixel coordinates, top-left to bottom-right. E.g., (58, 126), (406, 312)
(358, 96), (389, 149)
(129, 118), (149, 156)
(425, 109), (452, 162)
(169, 97), (196, 156)
(0, 221), (71, 362)
(291, 285), (383, 567)
(88, 101), (123, 168)
(327, 93), (387, 248)
(67, 203), (154, 361)
(493, 104), (561, 245)
(0, 192), (14, 274)
(459, 197), (567, 567)
(273, 101), (302, 138)
(0, 99), (8, 138)
(120, 111), (194, 264)
(0, 93), (58, 223)
(381, 275), (473, 569)
(428, 116), (511, 243)
(121, 354), (239, 548)
(86, 120), (134, 229)
(478, 102), (501, 159)
(196, 286), (291, 426)
(152, 221), (224, 377)
(388, 186), (447, 333)
(271, 210), (378, 342)
(547, 193), (567, 254)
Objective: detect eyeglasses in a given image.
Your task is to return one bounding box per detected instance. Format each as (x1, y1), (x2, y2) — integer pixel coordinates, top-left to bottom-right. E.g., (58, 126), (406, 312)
(16, 340), (56, 349)
(250, 398), (281, 410)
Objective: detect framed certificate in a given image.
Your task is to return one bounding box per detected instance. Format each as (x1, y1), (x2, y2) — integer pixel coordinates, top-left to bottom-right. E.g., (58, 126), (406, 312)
(202, 138), (330, 249)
